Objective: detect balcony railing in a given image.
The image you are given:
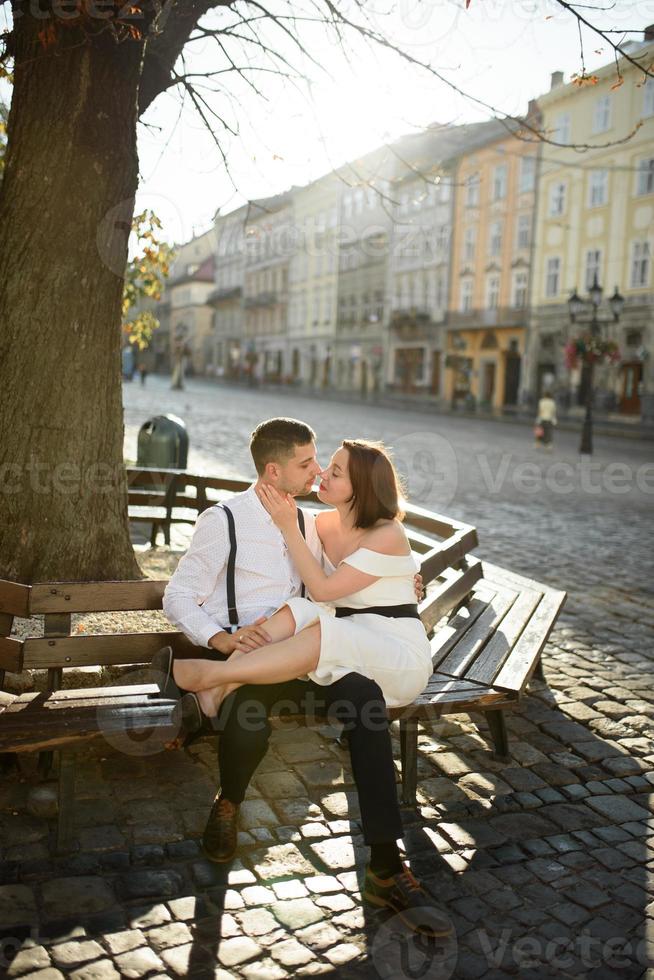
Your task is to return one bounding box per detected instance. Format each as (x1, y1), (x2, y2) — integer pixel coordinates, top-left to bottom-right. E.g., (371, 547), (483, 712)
(208, 285), (242, 304)
(447, 306), (527, 328)
(244, 291), (279, 308)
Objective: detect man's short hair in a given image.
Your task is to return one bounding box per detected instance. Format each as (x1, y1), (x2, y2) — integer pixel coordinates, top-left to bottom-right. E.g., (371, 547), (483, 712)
(250, 417), (316, 475)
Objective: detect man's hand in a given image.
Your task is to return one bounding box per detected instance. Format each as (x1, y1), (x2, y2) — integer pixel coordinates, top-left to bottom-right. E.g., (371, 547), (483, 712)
(209, 616), (271, 655)
(414, 572), (425, 602)
(255, 483), (298, 532)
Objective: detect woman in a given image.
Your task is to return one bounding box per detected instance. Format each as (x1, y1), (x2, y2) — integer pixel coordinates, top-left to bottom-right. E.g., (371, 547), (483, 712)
(535, 389), (557, 450)
(169, 439), (433, 733)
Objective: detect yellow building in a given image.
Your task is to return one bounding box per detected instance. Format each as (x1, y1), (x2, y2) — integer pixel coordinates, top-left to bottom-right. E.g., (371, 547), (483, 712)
(447, 116), (539, 411)
(531, 40), (654, 419)
(165, 228), (217, 375)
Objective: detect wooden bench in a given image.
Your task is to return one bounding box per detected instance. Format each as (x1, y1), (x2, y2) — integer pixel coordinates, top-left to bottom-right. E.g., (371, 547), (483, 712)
(127, 467), (242, 546)
(0, 476), (566, 852)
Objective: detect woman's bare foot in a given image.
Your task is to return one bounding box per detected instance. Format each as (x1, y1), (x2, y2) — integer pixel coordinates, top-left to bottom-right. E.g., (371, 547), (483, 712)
(197, 689), (221, 718)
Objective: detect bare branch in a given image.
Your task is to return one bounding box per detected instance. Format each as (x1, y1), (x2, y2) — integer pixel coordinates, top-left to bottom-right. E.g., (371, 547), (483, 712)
(554, 0), (653, 80)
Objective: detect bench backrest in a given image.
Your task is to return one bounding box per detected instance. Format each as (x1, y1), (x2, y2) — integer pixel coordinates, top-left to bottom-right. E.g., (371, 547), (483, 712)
(0, 473), (481, 678)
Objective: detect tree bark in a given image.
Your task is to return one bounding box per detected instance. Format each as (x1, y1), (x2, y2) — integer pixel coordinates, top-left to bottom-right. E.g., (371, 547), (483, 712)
(0, 15), (145, 582)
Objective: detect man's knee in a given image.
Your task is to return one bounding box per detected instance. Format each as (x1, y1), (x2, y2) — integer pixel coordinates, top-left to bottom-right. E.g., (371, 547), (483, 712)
(326, 673), (390, 732)
(218, 688), (272, 742)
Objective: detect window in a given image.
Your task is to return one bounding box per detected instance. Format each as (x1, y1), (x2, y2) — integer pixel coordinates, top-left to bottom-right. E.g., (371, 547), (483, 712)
(354, 188), (365, 214)
(486, 275), (500, 309)
(440, 180), (452, 203)
(342, 192), (353, 219)
(584, 249), (602, 291)
(493, 164), (508, 200)
(549, 182), (566, 216)
(489, 220), (503, 257)
(516, 214), (531, 250)
(636, 158), (654, 196)
(554, 112), (571, 143)
(545, 257), (561, 298)
(436, 225), (449, 254)
(366, 185), (377, 209)
(645, 78), (654, 118)
(630, 241), (651, 288)
(465, 173), (480, 207)
(460, 278), (473, 312)
(519, 156), (536, 194)
(512, 270), (528, 308)
(592, 95), (611, 134)
(463, 227), (476, 263)
(588, 169), (608, 207)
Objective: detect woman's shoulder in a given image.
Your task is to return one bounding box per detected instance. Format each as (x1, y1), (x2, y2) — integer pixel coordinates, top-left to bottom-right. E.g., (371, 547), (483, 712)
(315, 509), (336, 531)
(360, 519), (410, 556)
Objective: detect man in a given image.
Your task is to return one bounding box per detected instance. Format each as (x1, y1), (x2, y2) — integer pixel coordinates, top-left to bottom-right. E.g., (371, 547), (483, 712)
(163, 417), (451, 937)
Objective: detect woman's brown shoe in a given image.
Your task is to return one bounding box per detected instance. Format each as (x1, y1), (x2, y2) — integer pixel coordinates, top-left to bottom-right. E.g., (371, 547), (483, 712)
(203, 793), (239, 863)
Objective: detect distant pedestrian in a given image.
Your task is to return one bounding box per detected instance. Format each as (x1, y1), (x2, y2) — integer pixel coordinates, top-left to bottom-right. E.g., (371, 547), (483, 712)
(535, 390), (557, 450)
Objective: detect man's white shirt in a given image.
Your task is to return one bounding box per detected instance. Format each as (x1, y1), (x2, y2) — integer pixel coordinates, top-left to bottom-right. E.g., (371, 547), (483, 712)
(163, 485), (323, 648)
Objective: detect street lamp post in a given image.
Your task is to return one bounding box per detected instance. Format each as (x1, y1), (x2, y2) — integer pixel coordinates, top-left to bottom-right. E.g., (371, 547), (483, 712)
(567, 275), (624, 455)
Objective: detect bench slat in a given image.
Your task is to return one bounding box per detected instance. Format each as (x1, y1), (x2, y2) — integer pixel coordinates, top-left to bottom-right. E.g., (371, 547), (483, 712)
(0, 635), (23, 673)
(419, 558), (483, 635)
(419, 528), (478, 583)
(5, 683), (164, 709)
(436, 588), (517, 678)
(29, 581), (167, 615)
(465, 586), (543, 686)
(429, 591), (494, 664)
(0, 579), (31, 617)
(492, 589), (567, 693)
(21, 632), (198, 669)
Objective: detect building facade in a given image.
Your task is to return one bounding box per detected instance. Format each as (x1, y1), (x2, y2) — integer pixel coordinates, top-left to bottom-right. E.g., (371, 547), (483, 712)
(446, 116), (540, 411)
(287, 173), (340, 388)
(209, 205), (247, 378)
(530, 41), (654, 420)
(160, 228), (217, 375)
(243, 192), (295, 382)
(332, 147), (395, 395)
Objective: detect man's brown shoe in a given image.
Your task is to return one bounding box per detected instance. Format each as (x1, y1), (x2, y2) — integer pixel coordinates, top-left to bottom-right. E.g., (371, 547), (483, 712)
(202, 793), (239, 863)
(363, 863), (454, 938)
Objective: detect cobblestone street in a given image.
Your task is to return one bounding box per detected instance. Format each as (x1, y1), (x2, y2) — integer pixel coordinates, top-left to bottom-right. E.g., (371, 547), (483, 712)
(1, 376), (652, 979)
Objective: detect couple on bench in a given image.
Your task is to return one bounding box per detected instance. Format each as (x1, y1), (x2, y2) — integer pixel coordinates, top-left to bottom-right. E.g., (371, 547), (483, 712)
(155, 416), (452, 937)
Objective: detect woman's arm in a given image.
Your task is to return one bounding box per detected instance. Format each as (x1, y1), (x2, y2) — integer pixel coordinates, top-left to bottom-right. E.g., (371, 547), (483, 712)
(256, 486), (379, 601)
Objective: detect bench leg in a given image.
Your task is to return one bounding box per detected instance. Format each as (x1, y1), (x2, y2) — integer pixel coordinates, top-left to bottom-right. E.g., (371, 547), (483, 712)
(532, 656), (545, 681)
(39, 667), (63, 777)
(56, 751), (76, 854)
(150, 522), (159, 547)
(399, 716), (419, 807)
(484, 709), (510, 761)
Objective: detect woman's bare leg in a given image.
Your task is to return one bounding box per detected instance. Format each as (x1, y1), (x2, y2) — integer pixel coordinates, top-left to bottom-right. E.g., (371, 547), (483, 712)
(193, 605), (299, 717)
(173, 623), (321, 697)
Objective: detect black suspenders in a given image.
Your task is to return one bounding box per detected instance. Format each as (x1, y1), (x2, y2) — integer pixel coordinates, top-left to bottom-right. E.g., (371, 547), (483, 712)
(297, 508), (306, 599)
(218, 504), (239, 629)
(219, 503), (307, 631)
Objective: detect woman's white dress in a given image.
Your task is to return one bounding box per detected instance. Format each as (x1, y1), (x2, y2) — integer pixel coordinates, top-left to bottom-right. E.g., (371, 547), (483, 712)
(284, 547), (433, 708)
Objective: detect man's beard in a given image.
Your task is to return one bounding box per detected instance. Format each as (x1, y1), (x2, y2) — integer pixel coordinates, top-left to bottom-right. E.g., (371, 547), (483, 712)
(284, 480), (314, 497)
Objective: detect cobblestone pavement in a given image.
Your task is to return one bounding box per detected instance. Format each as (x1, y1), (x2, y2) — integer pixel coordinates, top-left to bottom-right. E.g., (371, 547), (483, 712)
(0, 377), (652, 979)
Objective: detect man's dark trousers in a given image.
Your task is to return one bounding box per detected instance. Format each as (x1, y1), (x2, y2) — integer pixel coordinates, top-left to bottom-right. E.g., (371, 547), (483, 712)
(209, 666), (404, 845)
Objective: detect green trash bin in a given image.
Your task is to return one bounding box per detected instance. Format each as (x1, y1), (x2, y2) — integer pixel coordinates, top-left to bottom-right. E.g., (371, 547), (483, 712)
(137, 414), (189, 470)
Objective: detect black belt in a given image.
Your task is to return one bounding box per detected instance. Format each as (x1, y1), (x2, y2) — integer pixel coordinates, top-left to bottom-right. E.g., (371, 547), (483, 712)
(335, 603), (420, 620)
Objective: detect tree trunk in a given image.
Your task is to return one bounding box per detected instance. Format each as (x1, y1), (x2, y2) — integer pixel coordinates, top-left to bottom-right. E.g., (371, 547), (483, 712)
(0, 15), (145, 582)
